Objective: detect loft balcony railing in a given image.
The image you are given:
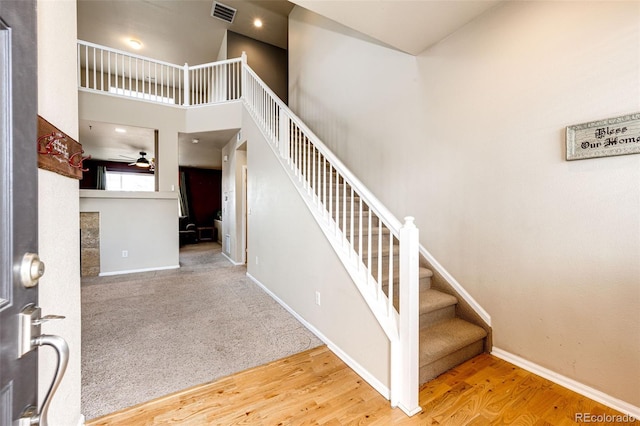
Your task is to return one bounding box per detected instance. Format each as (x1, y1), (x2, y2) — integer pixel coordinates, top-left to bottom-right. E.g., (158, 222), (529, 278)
(77, 40), (242, 106)
(77, 40), (421, 416)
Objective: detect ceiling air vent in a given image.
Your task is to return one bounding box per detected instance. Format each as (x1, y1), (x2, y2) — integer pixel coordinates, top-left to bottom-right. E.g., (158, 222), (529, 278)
(211, 1), (236, 24)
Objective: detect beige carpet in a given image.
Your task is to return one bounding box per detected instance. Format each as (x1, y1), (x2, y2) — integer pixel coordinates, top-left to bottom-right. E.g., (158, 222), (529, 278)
(81, 242), (322, 420)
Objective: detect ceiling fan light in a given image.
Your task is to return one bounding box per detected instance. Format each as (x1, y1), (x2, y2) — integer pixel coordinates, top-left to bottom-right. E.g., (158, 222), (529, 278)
(134, 152), (150, 168)
(135, 157), (150, 168)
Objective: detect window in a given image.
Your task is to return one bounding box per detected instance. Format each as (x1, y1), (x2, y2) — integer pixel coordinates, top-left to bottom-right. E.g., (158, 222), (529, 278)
(105, 171), (155, 191)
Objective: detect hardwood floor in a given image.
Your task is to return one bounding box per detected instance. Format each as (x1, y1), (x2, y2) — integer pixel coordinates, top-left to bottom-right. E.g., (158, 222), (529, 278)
(87, 346), (637, 425)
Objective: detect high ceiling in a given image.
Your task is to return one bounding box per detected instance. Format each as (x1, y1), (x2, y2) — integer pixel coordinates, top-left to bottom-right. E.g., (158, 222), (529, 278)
(290, 0), (501, 55)
(77, 0), (500, 168)
(77, 0), (501, 63)
(77, 0), (293, 66)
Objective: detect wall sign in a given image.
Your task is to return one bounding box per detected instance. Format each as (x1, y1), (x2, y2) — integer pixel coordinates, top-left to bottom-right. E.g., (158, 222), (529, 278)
(37, 116), (88, 179)
(566, 112), (640, 160)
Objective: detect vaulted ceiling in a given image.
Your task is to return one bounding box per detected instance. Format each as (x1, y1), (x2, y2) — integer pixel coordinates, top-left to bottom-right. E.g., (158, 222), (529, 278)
(78, 0), (500, 63)
(77, 0), (500, 167)
(290, 0), (500, 55)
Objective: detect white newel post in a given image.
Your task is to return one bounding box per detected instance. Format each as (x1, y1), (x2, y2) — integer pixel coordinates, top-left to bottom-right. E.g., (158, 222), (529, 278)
(396, 216), (421, 416)
(183, 63), (190, 106)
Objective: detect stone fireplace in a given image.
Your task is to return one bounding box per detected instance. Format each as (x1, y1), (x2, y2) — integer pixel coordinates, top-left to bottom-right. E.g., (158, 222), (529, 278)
(80, 212), (100, 277)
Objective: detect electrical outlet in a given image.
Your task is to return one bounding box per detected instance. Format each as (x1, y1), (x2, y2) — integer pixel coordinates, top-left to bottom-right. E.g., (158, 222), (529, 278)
(255, 256), (259, 265)
(122, 250), (128, 258)
(315, 291), (321, 306)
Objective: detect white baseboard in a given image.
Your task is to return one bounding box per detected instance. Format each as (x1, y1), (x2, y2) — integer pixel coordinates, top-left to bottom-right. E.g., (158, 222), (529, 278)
(221, 252), (244, 266)
(246, 272), (390, 400)
(77, 414), (86, 426)
(99, 264), (179, 276)
(492, 347), (640, 419)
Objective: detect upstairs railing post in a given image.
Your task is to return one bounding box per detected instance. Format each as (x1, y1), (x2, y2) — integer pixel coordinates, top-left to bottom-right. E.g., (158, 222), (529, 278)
(394, 216), (421, 416)
(183, 63), (190, 106)
(279, 108), (290, 159)
(241, 51), (247, 101)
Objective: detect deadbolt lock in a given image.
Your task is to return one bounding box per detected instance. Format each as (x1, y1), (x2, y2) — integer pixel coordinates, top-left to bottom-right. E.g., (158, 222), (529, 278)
(20, 252), (45, 288)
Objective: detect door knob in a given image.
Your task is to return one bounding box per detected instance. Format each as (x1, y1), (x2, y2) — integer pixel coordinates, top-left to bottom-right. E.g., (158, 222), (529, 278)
(20, 252), (45, 288)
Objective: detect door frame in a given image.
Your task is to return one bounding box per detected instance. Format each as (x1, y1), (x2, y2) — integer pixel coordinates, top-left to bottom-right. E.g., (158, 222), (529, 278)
(241, 164), (247, 264)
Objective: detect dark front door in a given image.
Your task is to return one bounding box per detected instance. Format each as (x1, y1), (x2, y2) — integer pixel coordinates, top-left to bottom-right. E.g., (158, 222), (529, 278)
(0, 0), (40, 424)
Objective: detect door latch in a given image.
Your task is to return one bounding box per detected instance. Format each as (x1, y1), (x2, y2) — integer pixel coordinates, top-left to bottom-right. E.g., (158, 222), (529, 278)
(18, 304), (69, 426)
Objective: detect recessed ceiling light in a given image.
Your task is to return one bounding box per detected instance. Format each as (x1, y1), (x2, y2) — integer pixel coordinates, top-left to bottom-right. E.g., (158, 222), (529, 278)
(253, 18), (263, 28)
(115, 128), (126, 133)
(128, 39), (143, 49)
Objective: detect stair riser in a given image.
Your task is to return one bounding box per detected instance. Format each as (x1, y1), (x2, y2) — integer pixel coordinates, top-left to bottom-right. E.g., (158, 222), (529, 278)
(351, 237), (395, 253)
(347, 249), (397, 265)
(366, 254), (399, 271)
(371, 272), (432, 292)
(420, 305), (456, 329)
(327, 214), (391, 229)
(381, 279), (431, 300)
(419, 340), (484, 384)
(324, 211), (371, 224)
(322, 203), (369, 216)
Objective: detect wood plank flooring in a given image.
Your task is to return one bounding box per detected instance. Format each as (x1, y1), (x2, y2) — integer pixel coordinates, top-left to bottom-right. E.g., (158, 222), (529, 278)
(87, 346), (637, 425)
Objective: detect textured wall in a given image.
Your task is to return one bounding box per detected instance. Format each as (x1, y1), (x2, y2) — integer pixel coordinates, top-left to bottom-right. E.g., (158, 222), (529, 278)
(37, 0), (83, 424)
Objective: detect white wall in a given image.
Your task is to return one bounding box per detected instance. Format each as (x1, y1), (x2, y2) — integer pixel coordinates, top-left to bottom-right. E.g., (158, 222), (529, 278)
(79, 191), (180, 275)
(37, 0), (82, 424)
(242, 108), (391, 390)
(289, 2), (640, 409)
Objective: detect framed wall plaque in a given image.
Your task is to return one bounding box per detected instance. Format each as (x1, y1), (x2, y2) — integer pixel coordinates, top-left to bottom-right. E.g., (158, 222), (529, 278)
(566, 112), (640, 160)
(37, 115), (86, 179)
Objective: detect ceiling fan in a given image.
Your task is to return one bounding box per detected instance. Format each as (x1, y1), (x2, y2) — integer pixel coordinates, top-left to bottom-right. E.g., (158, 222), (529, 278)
(106, 151), (155, 170)
(129, 151), (151, 168)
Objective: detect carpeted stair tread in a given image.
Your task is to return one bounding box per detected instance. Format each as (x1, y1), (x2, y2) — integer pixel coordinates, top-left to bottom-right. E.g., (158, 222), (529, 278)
(360, 243), (399, 257)
(419, 289), (458, 314)
(346, 227), (391, 237)
(419, 318), (487, 366)
(380, 266), (433, 288)
(419, 267), (434, 280)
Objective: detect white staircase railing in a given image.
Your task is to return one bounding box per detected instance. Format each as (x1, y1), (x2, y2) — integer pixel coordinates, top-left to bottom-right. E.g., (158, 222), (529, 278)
(76, 42), (421, 416)
(241, 54), (420, 416)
